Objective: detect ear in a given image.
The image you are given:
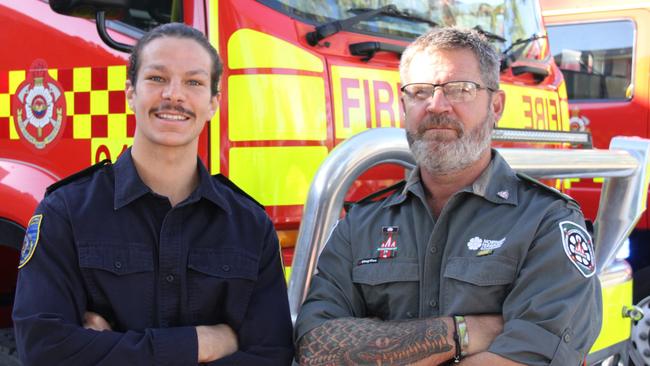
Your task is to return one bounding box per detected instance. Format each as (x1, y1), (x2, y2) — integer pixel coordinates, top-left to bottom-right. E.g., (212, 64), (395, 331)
(125, 80), (135, 112)
(208, 92), (221, 119)
(490, 89), (506, 121)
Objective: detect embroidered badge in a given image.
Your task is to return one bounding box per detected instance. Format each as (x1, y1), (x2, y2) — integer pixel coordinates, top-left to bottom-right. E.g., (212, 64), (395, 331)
(377, 226), (398, 259)
(467, 236), (506, 253)
(19, 214), (43, 268)
(560, 221), (596, 278)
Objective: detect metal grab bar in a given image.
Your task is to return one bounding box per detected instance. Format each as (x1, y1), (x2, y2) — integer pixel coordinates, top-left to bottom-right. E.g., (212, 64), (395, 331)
(287, 128), (650, 322)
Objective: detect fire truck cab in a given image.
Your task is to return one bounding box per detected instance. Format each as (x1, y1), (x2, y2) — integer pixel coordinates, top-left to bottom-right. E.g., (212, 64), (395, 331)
(0, 0), (632, 364)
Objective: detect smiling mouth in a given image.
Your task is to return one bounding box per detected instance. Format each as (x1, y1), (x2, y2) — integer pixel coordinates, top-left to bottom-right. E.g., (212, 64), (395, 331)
(155, 112), (189, 121)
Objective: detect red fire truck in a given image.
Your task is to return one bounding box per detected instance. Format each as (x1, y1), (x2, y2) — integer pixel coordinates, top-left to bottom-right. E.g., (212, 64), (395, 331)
(0, 0), (625, 364)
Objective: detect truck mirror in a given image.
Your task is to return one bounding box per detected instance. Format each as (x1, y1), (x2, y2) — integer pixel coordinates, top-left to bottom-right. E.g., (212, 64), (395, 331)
(49, 0), (129, 19)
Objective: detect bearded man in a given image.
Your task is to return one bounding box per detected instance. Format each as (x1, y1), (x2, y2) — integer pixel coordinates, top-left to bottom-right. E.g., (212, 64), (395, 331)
(294, 27), (602, 366)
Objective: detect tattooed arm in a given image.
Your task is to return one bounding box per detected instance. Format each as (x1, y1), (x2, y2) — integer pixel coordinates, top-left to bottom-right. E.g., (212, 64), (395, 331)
(297, 315), (503, 366)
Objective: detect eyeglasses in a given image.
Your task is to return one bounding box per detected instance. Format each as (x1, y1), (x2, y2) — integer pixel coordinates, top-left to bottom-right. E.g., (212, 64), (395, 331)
(400, 81), (496, 104)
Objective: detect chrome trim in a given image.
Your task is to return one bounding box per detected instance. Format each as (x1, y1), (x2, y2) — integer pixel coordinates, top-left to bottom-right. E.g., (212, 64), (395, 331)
(492, 128), (592, 145)
(287, 128), (650, 322)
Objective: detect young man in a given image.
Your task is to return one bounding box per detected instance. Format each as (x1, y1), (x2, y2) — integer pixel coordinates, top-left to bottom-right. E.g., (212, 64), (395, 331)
(295, 28), (602, 366)
(13, 23), (294, 365)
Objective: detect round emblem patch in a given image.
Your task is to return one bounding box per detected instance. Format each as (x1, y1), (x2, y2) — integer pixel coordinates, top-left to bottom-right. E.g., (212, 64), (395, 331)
(559, 221), (595, 278)
(11, 59), (67, 152)
(19, 214), (43, 268)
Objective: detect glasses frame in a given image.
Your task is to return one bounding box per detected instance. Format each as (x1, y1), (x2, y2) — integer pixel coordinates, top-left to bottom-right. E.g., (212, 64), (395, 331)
(400, 81), (497, 104)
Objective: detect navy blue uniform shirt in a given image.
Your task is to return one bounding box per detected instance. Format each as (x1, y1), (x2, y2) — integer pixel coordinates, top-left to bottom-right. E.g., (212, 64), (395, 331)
(13, 149), (294, 365)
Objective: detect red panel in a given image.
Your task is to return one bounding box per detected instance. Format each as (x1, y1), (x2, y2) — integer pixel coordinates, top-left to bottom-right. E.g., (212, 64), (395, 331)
(74, 92), (90, 114)
(126, 114), (136, 137)
(57, 68), (74, 91)
(108, 90), (126, 113)
(91, 67), (108, 90)
(0, 117), (9, 139)
(62, 115), (74, 139)
(91, 115), (108, 138)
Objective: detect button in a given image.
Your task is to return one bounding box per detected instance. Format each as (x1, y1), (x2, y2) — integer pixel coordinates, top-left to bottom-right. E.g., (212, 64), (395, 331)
(429, 299), (438, 308)
(114, 261), (122, 269)
(222, 265), (231, 272)
(406, 312), (415, 318)
(563, 333), (571, 343)
(165, 274), (174, 283)
(429, 246), (438, 254)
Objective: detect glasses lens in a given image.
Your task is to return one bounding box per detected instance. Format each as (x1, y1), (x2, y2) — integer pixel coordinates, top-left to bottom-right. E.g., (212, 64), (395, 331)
(404, 84), (435, 101)
(443, 82), (477, 103)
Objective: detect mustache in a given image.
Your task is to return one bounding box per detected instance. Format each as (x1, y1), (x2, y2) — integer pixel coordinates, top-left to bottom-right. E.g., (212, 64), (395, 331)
(417, 114), (464, 137)
(150, 103), (196, 118)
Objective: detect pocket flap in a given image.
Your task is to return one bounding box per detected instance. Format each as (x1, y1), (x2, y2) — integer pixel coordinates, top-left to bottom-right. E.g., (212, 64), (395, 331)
(444, 256), (517, 286)
(78, 242), (153, 275)
(352, 259), (419, 285)
(188, 248), (258, 280)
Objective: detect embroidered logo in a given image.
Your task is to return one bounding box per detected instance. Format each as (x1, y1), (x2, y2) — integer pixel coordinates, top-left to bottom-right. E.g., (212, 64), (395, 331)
(467, 236), (506, 251)
(19, 214), (43, 268)
(560, 221), (596, 278)
(377, 226), (398, 259)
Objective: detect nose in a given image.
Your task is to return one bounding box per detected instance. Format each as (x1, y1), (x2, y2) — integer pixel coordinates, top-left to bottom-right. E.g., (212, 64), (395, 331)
(161, 79), (185, 102)
(425, 87), (452, 114)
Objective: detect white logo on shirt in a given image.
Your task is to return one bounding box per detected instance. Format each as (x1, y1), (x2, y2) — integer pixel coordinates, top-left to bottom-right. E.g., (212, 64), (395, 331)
(467, 236), (506, 251)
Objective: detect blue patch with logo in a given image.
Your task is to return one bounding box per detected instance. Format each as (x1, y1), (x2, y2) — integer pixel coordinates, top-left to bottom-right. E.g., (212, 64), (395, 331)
(19, 214), (43, 268)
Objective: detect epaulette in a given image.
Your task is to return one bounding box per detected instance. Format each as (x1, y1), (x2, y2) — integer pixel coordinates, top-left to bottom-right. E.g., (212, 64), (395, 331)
(214, 174), (264, 210)
(516, 172), (578, 205)
(45, 159), (111, 196)
(344, 180), (407, 212)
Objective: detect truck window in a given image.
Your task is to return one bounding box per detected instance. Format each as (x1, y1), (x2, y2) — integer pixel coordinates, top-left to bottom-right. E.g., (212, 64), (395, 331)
(261, 0), (546, 60)
(547, 20), (634, 101)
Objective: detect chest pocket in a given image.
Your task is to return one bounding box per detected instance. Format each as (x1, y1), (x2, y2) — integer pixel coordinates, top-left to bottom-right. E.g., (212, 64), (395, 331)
(352, 259), (419, 320)
(442, 255), (517, 314)
(77, 242), (154, 328)
(187, 248), (259, 327)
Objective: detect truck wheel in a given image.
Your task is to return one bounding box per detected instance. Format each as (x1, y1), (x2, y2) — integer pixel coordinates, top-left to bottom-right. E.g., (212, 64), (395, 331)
(0, 328), (19, 366)
(629, 296), (650, 366)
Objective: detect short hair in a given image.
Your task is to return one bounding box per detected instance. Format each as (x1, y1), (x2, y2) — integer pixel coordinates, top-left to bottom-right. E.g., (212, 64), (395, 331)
(127, 23), (223, 96)
(399, 27), (500, 90)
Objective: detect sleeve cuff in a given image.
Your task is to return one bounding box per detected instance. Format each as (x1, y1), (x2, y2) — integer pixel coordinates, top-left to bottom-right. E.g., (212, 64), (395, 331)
(488, 319), (581, 366)
(151, 326), (198, 366)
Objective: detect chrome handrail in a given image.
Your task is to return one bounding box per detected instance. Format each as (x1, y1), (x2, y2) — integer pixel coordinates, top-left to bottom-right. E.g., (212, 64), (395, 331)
(287, 128), (650, 322)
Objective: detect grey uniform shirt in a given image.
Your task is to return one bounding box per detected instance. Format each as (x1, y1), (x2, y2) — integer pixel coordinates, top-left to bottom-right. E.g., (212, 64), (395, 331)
(295, 150), (602, 366)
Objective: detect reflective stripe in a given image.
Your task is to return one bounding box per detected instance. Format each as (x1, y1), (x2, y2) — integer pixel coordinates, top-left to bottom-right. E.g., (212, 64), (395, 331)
(228, 29), (323, 72)
(73, 67), (92, 92)
(500, 84), (569, 131)
(107, 65), (127, 91)
(331, 65), (402, 140)
(590, 279), (632, 353)
(228, 74), (327, 141)
(229, 146), (328, 206)
(208, 0), (221, 174)
(73, 114), (92, 139)
(8, 70), (26, 140)
(90, 90), (109, 115)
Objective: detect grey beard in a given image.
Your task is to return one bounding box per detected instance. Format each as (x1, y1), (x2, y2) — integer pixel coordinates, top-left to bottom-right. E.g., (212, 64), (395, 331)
(407, 114), (493, 175)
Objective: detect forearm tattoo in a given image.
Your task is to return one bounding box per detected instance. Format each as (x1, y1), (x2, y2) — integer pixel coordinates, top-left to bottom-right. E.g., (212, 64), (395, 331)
(298, 317), (453, 365)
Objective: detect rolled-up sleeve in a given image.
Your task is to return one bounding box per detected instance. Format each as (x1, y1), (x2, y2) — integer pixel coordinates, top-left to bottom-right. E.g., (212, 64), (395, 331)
(295, 215), (366, 343)
(488, 204), (602, 366)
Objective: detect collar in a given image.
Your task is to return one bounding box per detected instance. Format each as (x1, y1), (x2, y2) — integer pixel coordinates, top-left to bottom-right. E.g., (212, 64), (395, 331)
(381, 149), (518, 208)
(113, 148), (231, 213)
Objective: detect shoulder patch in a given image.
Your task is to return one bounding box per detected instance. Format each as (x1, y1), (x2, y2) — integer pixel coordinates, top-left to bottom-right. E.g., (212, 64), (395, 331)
(516, 172), (577, 204)
(213, 174), (264, 210)
(559, 221), (596, 278)
(18, 214), (43, 268)
(46, 159), (111, 196)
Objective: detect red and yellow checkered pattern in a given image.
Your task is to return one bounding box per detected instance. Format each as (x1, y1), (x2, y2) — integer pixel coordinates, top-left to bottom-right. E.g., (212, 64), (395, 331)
(1, 65), (134, 163)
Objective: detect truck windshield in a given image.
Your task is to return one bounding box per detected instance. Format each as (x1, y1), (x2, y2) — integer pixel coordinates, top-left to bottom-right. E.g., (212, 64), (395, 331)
(263, 0), (545, 60)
